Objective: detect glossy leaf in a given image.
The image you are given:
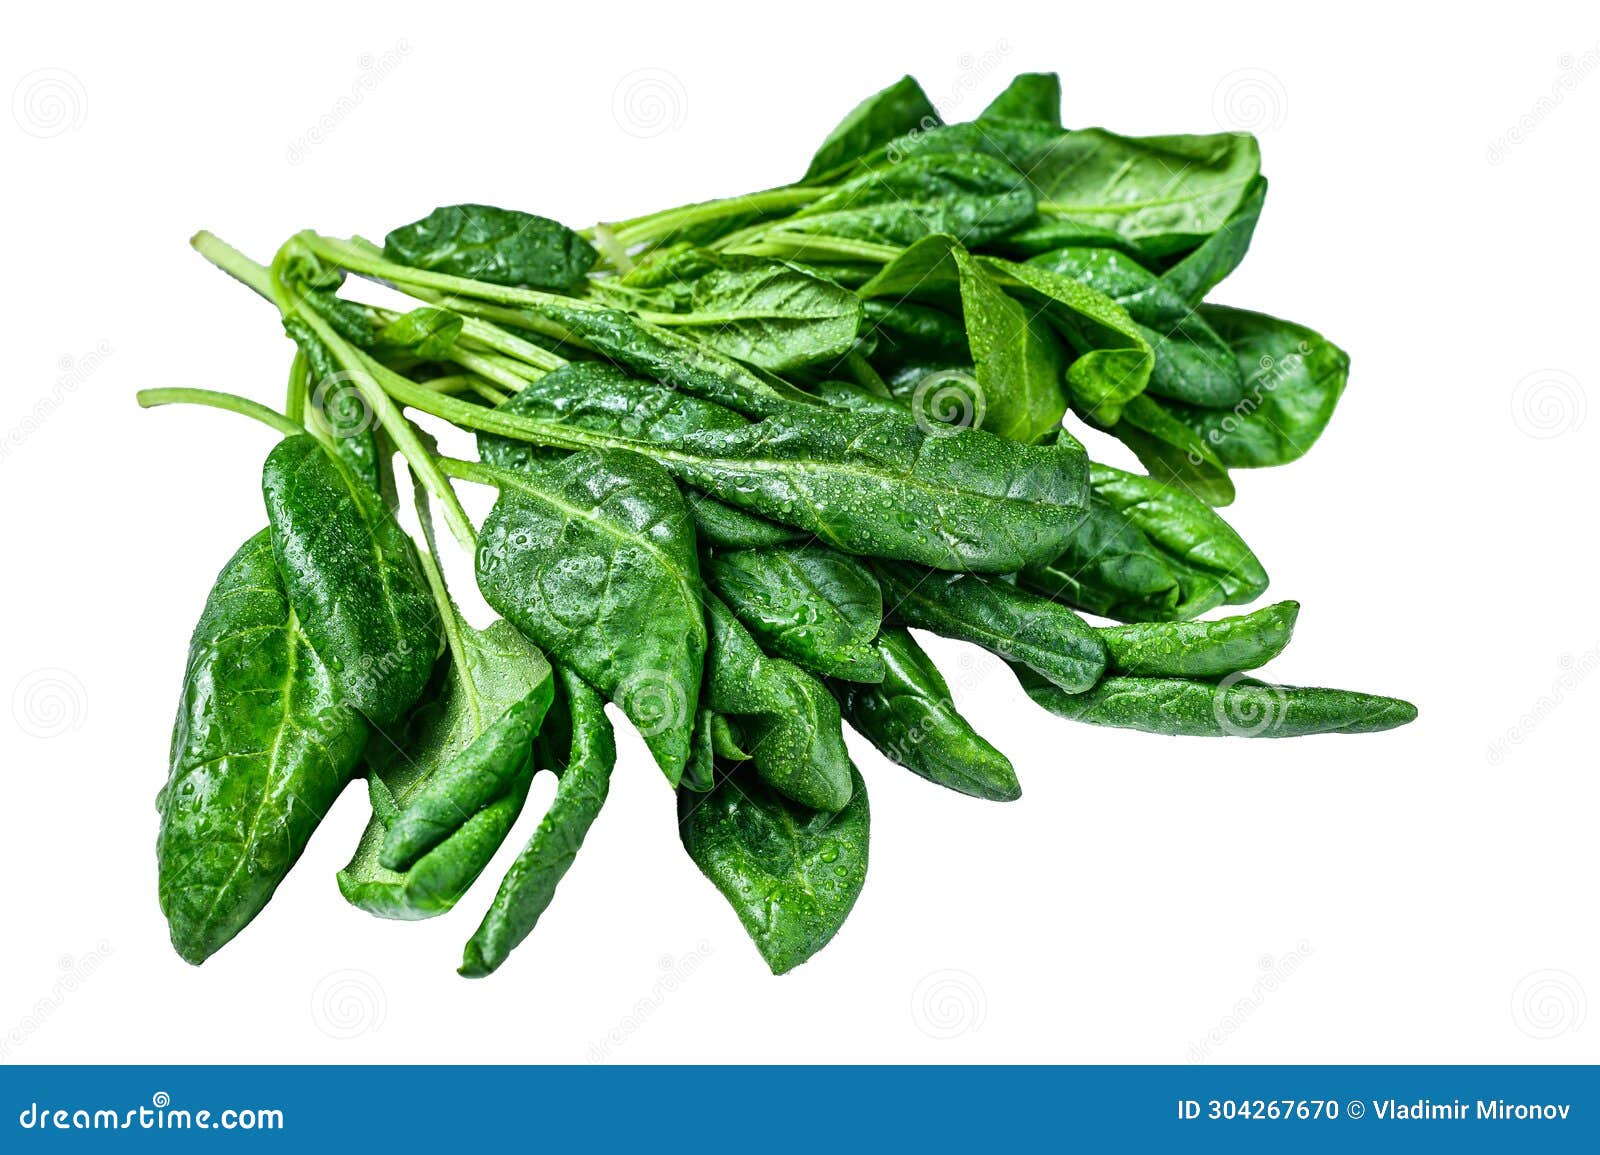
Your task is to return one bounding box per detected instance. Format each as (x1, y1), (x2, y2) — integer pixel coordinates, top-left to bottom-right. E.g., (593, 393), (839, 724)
(473, 451), (706, 781)
(460, 665), (616, 976)
(1101, 601), (1299, 678)
(804, 75), (940, 181)
(338, 620), (553, 920)
(261, 435), (438, 725)
(1113, 393), (1236, 506)
(1026, 246), (1245, 408)
(875, 561), (1106, 693)
(706, 545), (886, 682)
(775, 154), (1035, 249)
(375, 306), (464, 360)
(1022, 671), (1417, 737)
(679, 762), (870, 974)
(979, 73), (1063, 129)
(703, 594), (854, 812)
(1162, 176), (1268, 307)
(1162, 306), (1350, 468)
(1027, 130), (1262, 258)
(645, 257), (864, 373)
(860, 236), (1066, 444)
(836, 627), (1018, 802)
(384, 204), (597, 291)
(158, 530), (368, 964)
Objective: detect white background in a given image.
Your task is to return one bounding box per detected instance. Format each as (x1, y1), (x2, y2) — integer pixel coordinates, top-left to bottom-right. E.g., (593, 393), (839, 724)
(3, 0), (1596, 1064)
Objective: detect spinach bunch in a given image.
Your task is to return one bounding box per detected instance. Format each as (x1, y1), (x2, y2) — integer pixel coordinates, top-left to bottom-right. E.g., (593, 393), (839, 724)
(142, 69), (1415, 978)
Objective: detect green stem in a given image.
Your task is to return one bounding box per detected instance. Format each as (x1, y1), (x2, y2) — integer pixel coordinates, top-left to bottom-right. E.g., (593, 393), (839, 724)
(596, 185), (819, 248)
(191, 230), (276, 298)
(291, 301), (480, 553)
(302, 233), (577, 313)
(137, 387), (309, 441)
(286, 352), (309, 424)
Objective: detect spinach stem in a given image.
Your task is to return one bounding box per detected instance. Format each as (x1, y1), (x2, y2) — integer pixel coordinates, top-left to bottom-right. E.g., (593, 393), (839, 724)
(286, 352), (309, 425)
(594, 185), (819, 248)
(291, 300), (480, 554)
(137, 387), (311, 442)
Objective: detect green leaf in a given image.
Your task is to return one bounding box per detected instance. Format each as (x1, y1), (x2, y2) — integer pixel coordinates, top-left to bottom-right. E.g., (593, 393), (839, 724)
(473, 450), (706, 782)
(1021, 672), (1417, 737)
(375, 306), (464, 360)
(261, 435), (438, 725)
(1020, 489), (1188, 622)
(1027, 130), (1262, 258)
(1100, 601), (1299, 677)
(460, 665), (616, 976)
(804, 75), (940, 181)
(679, 762), (870, 974)
(646, 258), (864, 372)
(835, 627), (1019, 802)
(1113, 393), (1236, 506)
(687, 494), (806, 549)
(703, 593), (854, 812)
(706, 545), (886, 682)
(981, 256), (1154, 426)
(158, 530), (368, 964)
(466, 357), (1093, 572)
(338, 620), (553, 920)
(874, 561), (1107, 693)
(777, 154), (1035, 249)
(1161, 306), (1350, 468)
(1082, 464), (1266, 610)
(1161, 176), (1268, 307)
(979, 73), (1063, 129)
(1025, 247), (1245, 408)
(384, 204), (598, 291)
(861, 236), (1066, 444)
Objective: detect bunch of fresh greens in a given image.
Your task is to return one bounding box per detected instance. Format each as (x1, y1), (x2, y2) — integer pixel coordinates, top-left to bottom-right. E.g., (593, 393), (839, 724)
(142, 72), (1414, 976)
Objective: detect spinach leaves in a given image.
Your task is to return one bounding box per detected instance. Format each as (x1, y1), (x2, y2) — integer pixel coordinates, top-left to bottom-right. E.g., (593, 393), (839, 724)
(149, 69), (1416, 979)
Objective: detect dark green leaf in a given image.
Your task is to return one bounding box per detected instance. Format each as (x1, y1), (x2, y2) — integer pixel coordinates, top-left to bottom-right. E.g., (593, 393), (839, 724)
(835, 627), (1018, 802)
(706, 545), (885, 682)
(474, 451), (706, 782)
(1022, 671), (1417, 737)
(875, 561), (1106, 693)
(778, 154), (1035, 249)
(1161, 306), (1350, 468)
(687, 493), (807, 549)
(1161, 176), (1267, 307)
(262, 435), (438, 725)
(460, 665), (616, 977)
(979, 73), (1062, 129)
(679, 762), (870, 974)
(1101, 601), (1299, 677)
(384, 204), (598, 291)
(1025, 247), (1245, 408)
(1113, 393), (1236, 506)
(338, 619), (553, 920)
(158, 530), (368, 964)
(703, 594), (854, 812)
(804, 75), (940, 181)
(1026, 130), (1262, 258)
(375, 306), (464, 360)
(648, 258), (864, 372)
